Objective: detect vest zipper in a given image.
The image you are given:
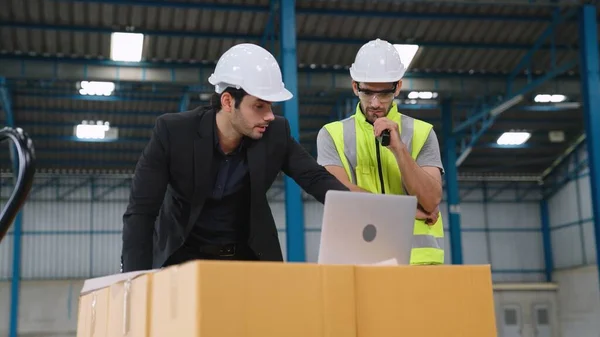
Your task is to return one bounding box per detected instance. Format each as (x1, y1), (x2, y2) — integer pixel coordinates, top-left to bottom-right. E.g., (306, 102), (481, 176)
(375, 139), (386, 194)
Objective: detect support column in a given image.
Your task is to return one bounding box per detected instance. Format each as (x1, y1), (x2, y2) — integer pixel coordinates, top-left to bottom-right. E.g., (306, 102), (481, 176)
(578, 4), (600, 287)
(0, 77), (22, 337)
(539, 199), (554, 282)
(280, 0), (305, 262)
(179, 92), (190, 111)
(441, 99), (463, 264)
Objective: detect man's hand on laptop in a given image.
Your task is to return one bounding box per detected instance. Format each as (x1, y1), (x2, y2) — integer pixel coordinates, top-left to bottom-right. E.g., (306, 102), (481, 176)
(415, 204), (439, 225)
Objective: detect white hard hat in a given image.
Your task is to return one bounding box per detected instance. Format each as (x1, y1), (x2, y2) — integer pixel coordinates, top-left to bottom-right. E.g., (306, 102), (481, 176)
(349, 38), (406, 83)
(208, 43), (293, 102)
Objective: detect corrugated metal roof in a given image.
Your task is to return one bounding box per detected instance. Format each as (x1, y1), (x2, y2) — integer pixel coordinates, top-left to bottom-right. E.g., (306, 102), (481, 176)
(0, 0), (588, 72)
(0, 0), (593, 175)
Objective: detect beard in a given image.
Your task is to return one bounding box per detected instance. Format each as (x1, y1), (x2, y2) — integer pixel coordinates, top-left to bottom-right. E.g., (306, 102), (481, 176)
(362, 102), (394, 123)
(231, 108), (269, 140)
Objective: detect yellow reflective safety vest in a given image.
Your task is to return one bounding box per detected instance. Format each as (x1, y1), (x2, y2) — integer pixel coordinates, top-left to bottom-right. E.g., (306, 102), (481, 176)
(322, 103), (445, 265)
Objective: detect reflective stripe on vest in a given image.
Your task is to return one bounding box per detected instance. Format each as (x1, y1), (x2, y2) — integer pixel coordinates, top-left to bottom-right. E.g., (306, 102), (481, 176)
(323, 103), (445, 265)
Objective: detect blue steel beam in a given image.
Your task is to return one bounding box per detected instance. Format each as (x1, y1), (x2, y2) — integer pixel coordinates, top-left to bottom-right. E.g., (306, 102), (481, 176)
(542, 133), (586, 176)
(0, 56), (584, 81)
(19, 142), (569, 157)
(506, 7), (574, 93)
(28, 177), (59, 196)
(15, 127), (584, 153)
(293, 5), (566, 22)
(0, 54), (586, 98)
(9, 82), (191, 93)
(49, 0), (270, 12)
(15, 93), (177, 102)
(0, 22), (574, 51)
(14, 134), (572, 153)
(573, 149), (588, 266)
(6, 111), (580, 128)
(542, 158), (587, 199)
(486, 182), (514, 200)
(28, 135), (150, 143)
(18, 134), (320, 147)
(452, 7), (579, 166)
(578, 4), (600, 290)
(540, 199), (554, 282)
(515, 184), (541, 203)
(0, 77), (22, 337)
(540, 134), (586, 197)
(0, 153), (559, 169)
(7, 120), (152, 130)
(260, 0), (277, 51)
(8, 83), (585, 111)
(10, 78), (191, 90)
(441, 99), (463, 264)
(304, 126), (579, 137)
(455, 8), (578, 135)
(48, 0), (584, 22)
(280, 0), (305, 262)
(12, 104), (582, 117)
(178, 93), (190, 111)
(16, 159), (135, 167)
(57, 178), (93, 201)
(93, 178), (131, 200)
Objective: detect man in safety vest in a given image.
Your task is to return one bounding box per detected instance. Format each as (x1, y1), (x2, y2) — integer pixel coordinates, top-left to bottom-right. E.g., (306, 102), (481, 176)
(316, 38), (445, 265)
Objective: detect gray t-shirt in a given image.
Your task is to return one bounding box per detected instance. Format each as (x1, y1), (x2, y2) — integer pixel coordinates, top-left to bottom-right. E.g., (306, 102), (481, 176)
(316, 114), (444, 185)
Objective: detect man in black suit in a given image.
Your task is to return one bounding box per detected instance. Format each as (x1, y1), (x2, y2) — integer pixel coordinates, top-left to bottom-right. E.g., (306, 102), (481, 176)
(121, 43), (348, 272)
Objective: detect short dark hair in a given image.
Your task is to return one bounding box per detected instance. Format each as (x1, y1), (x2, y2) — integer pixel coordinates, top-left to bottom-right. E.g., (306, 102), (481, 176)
(210, 87), (248, 111)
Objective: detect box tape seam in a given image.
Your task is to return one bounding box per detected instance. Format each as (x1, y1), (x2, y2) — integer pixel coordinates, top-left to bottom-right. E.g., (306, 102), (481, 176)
(123, 279), (132, 336)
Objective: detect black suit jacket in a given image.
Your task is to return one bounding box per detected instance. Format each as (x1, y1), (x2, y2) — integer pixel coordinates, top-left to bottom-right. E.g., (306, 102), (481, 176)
(121, 106), (348, 272)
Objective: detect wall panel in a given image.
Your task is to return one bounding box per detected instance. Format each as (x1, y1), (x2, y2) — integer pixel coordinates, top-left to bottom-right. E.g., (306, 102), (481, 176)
(553, 265), (600, 337)
(547, 142), (596, 269)
(0, 173), (546, 284)
(545, 141), (600, 337)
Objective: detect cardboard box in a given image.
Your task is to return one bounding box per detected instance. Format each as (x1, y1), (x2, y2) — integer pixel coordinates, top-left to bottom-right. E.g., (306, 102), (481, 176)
(76, 286), (109, 337)
(107, 272), (154, 337)
(77, 270), (157, 337)
(76, 262), (497, 337)
(149, 260), (356, 337)
(354, 264), (497, 336)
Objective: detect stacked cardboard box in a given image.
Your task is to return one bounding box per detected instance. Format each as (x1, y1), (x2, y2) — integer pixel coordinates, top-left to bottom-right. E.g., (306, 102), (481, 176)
(76, 261), (497, 337)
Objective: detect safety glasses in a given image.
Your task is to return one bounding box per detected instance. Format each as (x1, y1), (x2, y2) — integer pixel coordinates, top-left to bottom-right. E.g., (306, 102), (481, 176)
(356, 84), (396, 103)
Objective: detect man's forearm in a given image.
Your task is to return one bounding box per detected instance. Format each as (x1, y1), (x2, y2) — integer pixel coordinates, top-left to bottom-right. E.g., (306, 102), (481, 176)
(391, 144), (442, 212)
(345, 182), (370, 193)
(323, 166), (370, 193)
(122, 214), (155, 272)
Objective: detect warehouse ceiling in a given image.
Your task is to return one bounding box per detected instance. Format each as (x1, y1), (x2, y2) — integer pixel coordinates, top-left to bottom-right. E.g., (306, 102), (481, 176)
(0, 0), (597, 179)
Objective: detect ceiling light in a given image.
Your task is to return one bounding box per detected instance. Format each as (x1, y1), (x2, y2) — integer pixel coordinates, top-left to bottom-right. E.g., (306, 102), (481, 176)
(393, 44), (419, 69)
(407, 91), (437, 100)
(74, 120), (118, 141)
(199, 93), (212, 101)
(534, 94), (567, 103)
(78, 81), (115, 96)
(548, 131), (565, 143)
(110, 32), (144, 62)
(497, 131), (531, 146)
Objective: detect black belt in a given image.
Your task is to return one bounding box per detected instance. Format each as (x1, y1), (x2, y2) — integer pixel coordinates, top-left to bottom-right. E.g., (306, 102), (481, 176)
(197, 243), (237, 257)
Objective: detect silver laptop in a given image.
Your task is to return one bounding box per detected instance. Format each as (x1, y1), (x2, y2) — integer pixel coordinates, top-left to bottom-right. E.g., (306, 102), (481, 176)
(317, 190), (418, 265)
